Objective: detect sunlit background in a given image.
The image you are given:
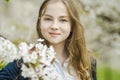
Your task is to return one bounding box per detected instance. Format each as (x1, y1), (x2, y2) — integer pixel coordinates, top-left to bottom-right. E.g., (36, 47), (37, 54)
(0, 0), (120, 80)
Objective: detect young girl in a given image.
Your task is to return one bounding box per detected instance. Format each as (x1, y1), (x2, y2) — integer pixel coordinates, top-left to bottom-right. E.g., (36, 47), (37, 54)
(0, 0), (96, 80)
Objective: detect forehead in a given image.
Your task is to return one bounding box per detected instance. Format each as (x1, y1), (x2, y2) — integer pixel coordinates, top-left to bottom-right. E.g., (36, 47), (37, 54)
(43, 1), (69, 16)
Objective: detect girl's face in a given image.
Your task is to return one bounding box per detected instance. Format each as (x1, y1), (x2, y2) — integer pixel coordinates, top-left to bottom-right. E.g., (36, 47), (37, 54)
(40, 1), (71, 45)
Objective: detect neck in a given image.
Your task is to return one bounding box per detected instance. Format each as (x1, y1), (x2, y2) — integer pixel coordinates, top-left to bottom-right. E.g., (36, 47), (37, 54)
(52, 43), (68, 65)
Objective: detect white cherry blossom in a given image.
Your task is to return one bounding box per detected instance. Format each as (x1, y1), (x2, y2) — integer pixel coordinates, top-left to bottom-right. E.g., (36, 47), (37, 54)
(0, 37), (61, 80)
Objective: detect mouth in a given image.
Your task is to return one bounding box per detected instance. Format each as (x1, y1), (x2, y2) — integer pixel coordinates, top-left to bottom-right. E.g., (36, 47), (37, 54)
(49, 32), (60, 37)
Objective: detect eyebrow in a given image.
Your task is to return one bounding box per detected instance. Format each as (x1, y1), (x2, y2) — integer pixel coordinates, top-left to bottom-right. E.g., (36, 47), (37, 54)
(43, 14), (52, 17)
(43, 14), (69, 18)
(59, 16), (69, 18)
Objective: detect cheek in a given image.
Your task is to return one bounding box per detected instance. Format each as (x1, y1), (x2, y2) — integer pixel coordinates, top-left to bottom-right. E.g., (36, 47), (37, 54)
(40, 20), (52, 28)
(67, 24), (72, 36)
(40, 23), (47, 36)
(66, 23), (71, 32)
(63, 24), (71, 36)
(66, 29), (71, 37)
(40, 21), (49, 31)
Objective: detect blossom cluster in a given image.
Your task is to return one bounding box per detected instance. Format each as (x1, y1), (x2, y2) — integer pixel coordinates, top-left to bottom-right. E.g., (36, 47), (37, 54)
(0, 37), (61, 80)
(0, 37), (18, 63)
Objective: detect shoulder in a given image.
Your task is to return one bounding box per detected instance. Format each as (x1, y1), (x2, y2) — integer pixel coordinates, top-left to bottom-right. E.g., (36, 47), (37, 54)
(89, 54), (96, 71)
(90, 56), (97, 80)
(3, 59), (22, 71)
(87, 51), (97, 80)
(0, 60), (27, 80)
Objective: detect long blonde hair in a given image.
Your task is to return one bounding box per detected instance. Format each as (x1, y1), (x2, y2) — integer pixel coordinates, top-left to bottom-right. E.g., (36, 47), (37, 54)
(36, 0), (91, 80)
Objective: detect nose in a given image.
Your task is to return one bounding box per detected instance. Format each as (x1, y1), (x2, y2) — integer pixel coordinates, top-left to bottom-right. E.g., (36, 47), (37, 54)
(50, 20), (59, 30)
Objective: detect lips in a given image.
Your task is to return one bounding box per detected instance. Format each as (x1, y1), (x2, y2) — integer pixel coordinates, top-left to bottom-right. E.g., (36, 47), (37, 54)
(49, 32), (60, 37)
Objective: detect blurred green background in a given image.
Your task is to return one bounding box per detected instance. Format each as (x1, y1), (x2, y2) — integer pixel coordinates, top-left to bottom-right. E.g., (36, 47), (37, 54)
(0, 0), (120, 80)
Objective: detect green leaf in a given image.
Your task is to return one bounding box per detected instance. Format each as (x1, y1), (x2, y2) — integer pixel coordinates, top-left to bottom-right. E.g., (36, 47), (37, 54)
(35, 58), (39, 67)
(5, 0), (10, 3)
(0, 61), (6, 70)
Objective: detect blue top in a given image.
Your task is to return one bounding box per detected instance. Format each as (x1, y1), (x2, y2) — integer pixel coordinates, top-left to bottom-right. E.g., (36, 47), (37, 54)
(0, 59), (96, 80)
(0, 60), (28, 80)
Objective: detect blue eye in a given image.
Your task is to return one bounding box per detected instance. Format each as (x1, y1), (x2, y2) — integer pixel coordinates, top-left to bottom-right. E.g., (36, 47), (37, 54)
(60, 19), (68, 22)
(44, 18), (52, 21)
